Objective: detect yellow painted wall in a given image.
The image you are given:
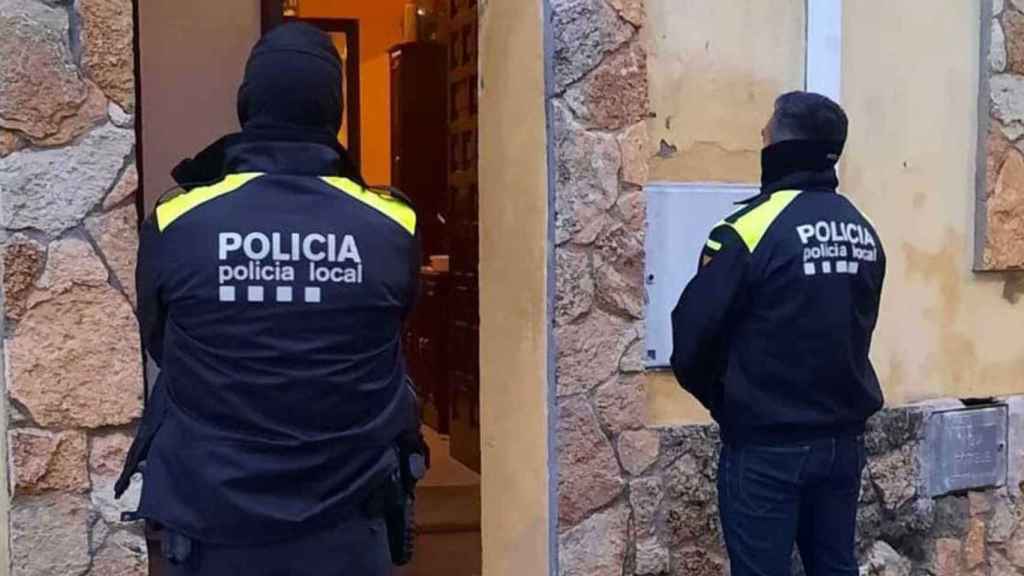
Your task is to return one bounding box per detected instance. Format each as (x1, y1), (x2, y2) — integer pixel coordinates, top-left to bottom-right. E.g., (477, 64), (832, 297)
(645, 0), (807, 425)
(843, 0), (1023, 405)
(645, 0), (806, 184)
(479, 0), (553, 573)
(649, 0), (1024, 426)
(299, 0), (408, 185)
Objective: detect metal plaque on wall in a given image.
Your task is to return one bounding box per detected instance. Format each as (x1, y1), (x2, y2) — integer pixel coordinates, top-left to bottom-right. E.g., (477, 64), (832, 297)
(925, 405), (1008, 497)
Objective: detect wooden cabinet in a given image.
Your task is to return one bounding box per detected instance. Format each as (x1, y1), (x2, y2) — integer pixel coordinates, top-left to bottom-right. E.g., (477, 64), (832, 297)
(446, 0), (481, 473)
(404, 270), (451, 433)
(389, 42), (449, 260)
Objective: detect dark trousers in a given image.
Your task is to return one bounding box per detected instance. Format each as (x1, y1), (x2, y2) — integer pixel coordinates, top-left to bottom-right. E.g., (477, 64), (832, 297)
(718, 435), (866, 576)
(148, 517), (392, 576)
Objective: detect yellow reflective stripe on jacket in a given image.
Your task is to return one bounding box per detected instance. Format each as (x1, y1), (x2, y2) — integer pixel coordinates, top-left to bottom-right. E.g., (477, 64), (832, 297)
(724, 190), (802, 252)
(156, 173), (265, 232)
(705, 239), (723, 251)
(321, 177), (417, 235)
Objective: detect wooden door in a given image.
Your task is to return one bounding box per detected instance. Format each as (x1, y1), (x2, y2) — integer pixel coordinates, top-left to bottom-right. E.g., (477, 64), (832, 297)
(446, 0), (481, 473)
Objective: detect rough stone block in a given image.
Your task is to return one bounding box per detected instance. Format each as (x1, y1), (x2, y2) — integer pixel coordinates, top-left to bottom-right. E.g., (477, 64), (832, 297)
(551, 0), (633, 92)
(860, 541), (912, 576)
(634, 537), (669, 576)
(0, 124), (134, 235)
(90, 432), (141, 524)
(565, 41), (648, 131)
(994, 19), (1008, 73)
(77, 0), (136, 111)
(8, 239), (143, 429)
(665, 453), (716, 504)
(103, 163), (139, 210)
(619, 122), (651, 187)
(991, 74), (1024, 126)
(670, 546), (723, 576)
(970, 491), (995, 516)
(11, 494), (92, 576)
(9, 429), (89, 494)
(608, 0), (644, 27)
(556, 310), (635, 396)
(558, 502), (629, 576)
(0, 0), (100, 144)
(87, 529), (147, 576)
(558, 397), (625, 528)
(592, 374), (646, 435)
(985, 148), (1024, 268)
(964, 518), (988, 569)
(1004, 395), (1024, 495)
(630, 476), (663, 537)
(556, 247), (595, 326)
(108, 101), (134, 129)
(987, 495), (1018, 543)
(665, 503), (718, 547)
(618, 338), (645, 373)
(3, 236), (46, 321)
(553, 101), (622, 245)
(1006, 10), (1024, 74)
(86, 203), (139, 305)
(594, 223), (645, 319)
(619, 429), (659, 476)
(932, 538), (963, 576)
(0, 128), (23, 157)
(868, 445), (918, 511)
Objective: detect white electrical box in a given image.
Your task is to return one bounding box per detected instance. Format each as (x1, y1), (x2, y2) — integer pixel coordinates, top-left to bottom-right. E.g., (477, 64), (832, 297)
(644, 182), (759, 368)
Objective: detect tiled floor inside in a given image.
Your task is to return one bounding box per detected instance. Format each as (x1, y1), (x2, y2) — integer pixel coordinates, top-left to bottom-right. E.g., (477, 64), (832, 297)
(394, 428), (482, 576)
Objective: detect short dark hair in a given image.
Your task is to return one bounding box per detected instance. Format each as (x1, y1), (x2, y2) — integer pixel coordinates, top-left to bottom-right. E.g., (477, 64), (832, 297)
(770, 91), (848, 144)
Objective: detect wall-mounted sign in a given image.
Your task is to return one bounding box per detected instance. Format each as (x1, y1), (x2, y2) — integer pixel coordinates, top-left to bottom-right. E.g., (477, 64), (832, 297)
(925, 405), (1009, 497)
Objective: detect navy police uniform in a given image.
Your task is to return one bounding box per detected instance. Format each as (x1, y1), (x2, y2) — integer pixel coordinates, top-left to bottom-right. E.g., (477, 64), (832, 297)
(117, 23), (420, 575)
(671, 139), (886, 576)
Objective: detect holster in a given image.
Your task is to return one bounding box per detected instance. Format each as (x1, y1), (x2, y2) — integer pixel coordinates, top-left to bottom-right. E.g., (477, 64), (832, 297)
(377, 377), (430, 566)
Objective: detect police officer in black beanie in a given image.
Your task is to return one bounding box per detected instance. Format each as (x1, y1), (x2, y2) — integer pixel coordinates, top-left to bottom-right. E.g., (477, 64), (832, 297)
(118, 22), (423, 575)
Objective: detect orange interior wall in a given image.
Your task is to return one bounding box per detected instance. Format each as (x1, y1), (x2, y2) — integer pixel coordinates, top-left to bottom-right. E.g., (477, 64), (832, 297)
(299, 0), (409, 186)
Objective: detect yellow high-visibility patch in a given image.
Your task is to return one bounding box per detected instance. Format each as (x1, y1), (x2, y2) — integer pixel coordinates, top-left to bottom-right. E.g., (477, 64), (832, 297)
(706, 239), (723, 251)
(156, 173), (265, 232)
(321, 177), (417, 236)
(724, 190), (802, 252)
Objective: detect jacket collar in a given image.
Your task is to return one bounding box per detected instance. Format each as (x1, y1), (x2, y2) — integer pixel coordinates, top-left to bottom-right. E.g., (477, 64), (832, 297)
(738, 166), (840, 205)
(170, 125), (365, 191)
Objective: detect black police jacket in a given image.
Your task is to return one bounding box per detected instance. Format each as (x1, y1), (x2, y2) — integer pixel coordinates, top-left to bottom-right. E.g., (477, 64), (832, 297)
(671, 168), (886, 446)
(121, 129), (420, 545)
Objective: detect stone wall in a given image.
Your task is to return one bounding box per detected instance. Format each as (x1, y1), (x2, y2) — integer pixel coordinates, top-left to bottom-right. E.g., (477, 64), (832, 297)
(551, 1), (1024, 575)
(982, 0), (1024, 270)
(0, 0), (145, 574)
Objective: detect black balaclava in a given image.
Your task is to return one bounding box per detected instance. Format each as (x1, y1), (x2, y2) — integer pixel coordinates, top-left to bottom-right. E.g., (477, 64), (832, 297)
(237, 22), (343, 137)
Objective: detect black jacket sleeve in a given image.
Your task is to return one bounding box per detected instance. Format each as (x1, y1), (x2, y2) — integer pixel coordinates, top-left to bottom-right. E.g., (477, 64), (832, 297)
(136, 215), (167, 367)
(670, 225), (750, 411)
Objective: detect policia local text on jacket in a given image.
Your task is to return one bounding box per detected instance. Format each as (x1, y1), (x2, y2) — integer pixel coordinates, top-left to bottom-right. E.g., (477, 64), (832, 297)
(670, 139), (886, 446)
(116, 24), (420, 575)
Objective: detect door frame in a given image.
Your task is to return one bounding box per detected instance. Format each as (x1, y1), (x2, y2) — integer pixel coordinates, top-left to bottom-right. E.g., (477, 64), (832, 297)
(262, 4), (363, 171)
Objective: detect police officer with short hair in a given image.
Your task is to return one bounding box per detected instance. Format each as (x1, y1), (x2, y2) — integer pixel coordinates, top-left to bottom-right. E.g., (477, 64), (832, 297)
(117, 23), (423, 575)
(671, 91), (886, 576)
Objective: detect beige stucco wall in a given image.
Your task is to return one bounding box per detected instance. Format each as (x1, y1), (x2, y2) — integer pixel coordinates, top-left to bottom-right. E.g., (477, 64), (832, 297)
(844, 0), (1023, 405)
(645, 0), (806, 184)
(649, 0), (1024, 427)
(645, 0), (807, 425)
(478, 0), (553, 574)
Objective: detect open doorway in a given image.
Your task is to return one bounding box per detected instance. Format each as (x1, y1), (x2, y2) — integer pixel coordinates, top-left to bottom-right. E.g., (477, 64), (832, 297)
(137, 1), (483, 574)
(268, 5), (483, 574)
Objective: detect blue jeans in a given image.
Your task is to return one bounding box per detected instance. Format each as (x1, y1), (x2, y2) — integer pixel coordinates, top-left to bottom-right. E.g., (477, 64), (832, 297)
(718, 435), (866, 576)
